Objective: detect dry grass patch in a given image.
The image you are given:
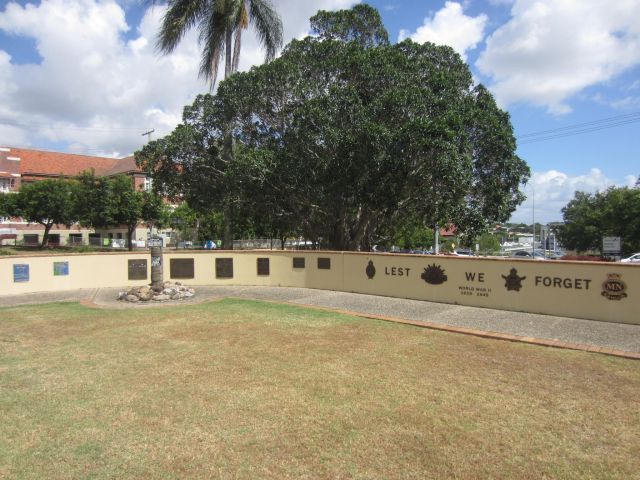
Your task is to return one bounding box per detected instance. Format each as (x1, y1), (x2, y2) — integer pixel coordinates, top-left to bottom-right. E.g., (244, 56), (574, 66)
(1, 299), (639, 479)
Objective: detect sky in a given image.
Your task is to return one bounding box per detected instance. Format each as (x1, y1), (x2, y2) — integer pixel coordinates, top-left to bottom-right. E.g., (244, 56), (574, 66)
(0, 0), (639, 223)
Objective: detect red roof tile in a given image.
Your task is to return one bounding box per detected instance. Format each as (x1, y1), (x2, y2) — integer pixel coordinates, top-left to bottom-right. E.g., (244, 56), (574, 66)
(439, 225), (457, 236)
(7, 148), (143, 178)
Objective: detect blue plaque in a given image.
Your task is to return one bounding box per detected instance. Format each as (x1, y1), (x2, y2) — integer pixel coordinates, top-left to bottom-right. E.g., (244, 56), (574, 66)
(13, 264), (29, 283)
(53, 261), (69, 276)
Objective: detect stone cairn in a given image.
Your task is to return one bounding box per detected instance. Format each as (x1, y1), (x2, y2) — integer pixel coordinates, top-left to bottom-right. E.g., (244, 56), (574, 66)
(118, 281), (195, 303)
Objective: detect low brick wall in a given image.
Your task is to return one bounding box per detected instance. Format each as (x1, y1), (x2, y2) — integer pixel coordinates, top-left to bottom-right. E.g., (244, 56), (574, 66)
(1, 251), (637, 324)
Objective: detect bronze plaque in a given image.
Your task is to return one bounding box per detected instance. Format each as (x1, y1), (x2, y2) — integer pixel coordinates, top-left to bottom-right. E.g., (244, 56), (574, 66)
(216, 258), (234, 279)
(293, 257), (305, 269)
(128, 259), (148, 280)
(317, 257), (331, 270)
(170, 258), (194, 279)
(257, 258), (270, 276)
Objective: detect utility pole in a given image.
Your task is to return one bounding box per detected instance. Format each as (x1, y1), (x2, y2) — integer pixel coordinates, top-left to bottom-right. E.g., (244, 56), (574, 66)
(531, 186), (535, 255)
(142, 129), (155, 142)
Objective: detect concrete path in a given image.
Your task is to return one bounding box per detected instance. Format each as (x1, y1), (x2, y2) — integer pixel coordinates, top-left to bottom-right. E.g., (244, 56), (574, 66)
(1, 286), (639, 358)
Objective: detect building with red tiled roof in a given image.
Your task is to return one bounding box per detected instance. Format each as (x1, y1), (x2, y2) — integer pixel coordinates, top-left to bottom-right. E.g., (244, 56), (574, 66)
(6, 147), (147, 191)
(1, 147), (159, 247)
(439, 225), (457, 238)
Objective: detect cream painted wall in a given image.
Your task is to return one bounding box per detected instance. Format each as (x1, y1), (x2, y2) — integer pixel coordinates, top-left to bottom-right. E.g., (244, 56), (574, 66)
(1, 251), (637, 324)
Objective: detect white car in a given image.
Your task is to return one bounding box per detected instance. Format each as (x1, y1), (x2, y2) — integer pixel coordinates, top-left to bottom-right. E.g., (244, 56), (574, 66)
(621, 253), (640, 263)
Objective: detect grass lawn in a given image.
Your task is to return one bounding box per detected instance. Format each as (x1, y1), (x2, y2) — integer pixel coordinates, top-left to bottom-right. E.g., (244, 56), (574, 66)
(1, 299), (639, 479)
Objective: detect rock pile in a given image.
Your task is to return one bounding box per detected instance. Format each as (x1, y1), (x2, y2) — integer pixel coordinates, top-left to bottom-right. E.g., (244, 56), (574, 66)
(118, 282), (196, 303)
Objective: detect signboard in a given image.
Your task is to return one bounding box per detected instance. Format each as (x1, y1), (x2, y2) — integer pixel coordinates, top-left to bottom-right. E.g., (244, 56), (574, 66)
(53, 261), (69, 276)
(603, 236), (621, 254)
(148, 238), (163, 248)
(13, 264), (29, 283)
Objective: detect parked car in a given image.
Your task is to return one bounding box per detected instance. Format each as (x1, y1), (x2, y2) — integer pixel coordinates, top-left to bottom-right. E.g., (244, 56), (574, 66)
(454, 248), (473, 256)
(621, 253), (640, 263)
(511, 250), (546, 260)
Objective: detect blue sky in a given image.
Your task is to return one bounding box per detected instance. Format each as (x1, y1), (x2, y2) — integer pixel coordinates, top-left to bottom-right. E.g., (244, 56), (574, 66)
(0, 0), (639, 223)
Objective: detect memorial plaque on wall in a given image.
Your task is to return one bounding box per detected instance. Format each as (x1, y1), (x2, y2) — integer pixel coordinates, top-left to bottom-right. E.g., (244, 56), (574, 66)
(170, 258), (195, 279)
(13, 264), (29, 283)
(317, 257), (331, 270)
(293, 257), (305, 269)
(128, 259), (148, 280)
(257, 258), (270, 276)
(216, 258), (234, 278)
(53, 261), (69, 276)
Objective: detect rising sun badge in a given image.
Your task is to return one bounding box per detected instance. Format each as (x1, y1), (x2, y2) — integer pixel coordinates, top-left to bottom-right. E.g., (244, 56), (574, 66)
(421, 264), (448, 285)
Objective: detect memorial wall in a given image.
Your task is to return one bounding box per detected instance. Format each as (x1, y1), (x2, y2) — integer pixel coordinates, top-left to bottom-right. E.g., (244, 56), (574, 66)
(1, 251), (637, 324)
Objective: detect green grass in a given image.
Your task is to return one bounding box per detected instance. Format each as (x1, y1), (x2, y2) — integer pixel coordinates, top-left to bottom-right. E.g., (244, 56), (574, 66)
(1, 299), (639, 479)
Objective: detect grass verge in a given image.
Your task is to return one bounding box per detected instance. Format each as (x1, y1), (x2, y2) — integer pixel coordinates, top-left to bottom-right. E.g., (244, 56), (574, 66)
(1, 299), (639, 479)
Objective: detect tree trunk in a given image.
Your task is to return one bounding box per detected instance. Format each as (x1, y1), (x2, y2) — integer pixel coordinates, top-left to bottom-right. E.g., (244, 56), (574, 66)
(41, 223), (53, 248)
(127, 225), (135, 251)
(225, 29), (233, 79)
(221, 28), (235, 250)
(222, 202), (233, 249)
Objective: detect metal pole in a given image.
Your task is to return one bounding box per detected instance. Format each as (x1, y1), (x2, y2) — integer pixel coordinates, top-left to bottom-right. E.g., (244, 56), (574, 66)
(532, 187), (535, 255)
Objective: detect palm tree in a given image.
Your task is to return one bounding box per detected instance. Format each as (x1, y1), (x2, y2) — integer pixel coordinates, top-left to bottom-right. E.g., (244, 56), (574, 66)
(154, 0), (282, 248)
(156, 0), (283, 88)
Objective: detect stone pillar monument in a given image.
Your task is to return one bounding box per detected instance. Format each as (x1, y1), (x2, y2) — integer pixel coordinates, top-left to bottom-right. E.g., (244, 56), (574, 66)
(150, 245), (163, 289)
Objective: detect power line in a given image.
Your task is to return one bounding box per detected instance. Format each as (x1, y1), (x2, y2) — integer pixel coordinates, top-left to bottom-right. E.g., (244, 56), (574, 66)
(517, 111), (640, 144)
(518, 111), (640, 138)
(519, 118), (640, 144)
(0, 118), (152, 133)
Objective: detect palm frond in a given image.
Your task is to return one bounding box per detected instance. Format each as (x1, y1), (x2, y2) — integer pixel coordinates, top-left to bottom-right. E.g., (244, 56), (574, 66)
(156, 0), (209, 54)
(248, 0), (283, 62)
(199, 6), (229, 88)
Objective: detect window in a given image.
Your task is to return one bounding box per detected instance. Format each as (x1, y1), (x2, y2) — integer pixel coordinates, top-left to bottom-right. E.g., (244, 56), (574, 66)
(0, 178), (15, 193)
(143, 177), (153, 192)
(68, 234), (83, 245)
(23, 234), (39, 245)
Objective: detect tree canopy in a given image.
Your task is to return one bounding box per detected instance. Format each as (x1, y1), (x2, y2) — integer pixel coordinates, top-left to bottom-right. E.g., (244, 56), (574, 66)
(137, 5), (529, 251)
(558, 186), (640, 255)
(310, 4), (389, 47)
(12, 179), (76, 247)
(75, 173), (168, 250)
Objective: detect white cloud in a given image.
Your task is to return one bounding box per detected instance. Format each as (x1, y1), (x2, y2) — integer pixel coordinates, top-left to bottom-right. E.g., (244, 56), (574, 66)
(509, 168), (630, 223)
(235, 0), (359, 73)
(398, 2), (487, 61)
(477, 0), (640, 114)
(625, 175), (638, 187)
(0, 0), (359, 156)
